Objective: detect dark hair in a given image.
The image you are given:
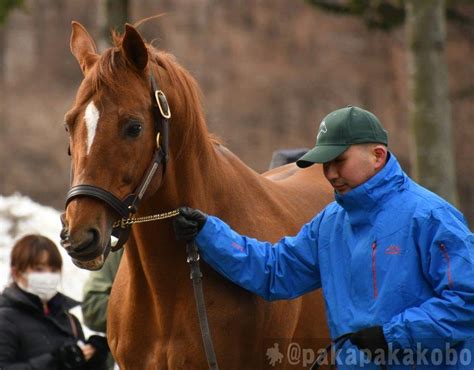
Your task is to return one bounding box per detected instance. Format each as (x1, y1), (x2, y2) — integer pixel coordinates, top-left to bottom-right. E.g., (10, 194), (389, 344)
(10, 234), (62, 273)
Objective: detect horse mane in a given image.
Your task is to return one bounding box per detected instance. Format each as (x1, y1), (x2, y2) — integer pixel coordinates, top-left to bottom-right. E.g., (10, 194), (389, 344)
(89, 31), (222, 162)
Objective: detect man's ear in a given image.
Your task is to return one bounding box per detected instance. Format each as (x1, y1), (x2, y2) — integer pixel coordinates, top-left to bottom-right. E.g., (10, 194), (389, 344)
(373, 145), (388, 170)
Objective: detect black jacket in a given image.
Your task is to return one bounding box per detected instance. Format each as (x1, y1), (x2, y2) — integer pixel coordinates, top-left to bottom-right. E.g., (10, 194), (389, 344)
(0, 284), (107, 370)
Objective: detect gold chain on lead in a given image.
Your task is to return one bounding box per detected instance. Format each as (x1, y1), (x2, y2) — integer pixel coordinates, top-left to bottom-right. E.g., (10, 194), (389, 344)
(113, 209), (180, 229)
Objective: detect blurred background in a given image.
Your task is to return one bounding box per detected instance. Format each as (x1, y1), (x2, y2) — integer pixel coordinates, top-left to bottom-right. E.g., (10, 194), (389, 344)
(0, 0), (473, 226)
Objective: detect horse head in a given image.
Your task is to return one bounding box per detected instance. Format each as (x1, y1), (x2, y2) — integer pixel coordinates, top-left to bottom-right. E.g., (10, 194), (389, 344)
(60, 22), (185, 270)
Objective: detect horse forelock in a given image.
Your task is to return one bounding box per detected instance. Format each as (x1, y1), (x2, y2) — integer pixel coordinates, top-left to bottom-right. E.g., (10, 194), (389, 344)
(83, 31), (143, 93)
(90, 49), (134, 93)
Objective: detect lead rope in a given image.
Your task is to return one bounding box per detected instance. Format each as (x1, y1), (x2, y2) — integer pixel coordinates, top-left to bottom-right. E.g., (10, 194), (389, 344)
(112, 212), (219, 369)
(186, 240), (220, 370)
(310, 333), (353, 370)
(112, 209), (180, 229)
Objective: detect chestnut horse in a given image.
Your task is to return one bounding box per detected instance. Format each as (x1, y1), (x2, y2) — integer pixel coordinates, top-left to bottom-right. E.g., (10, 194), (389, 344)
(61, 21), (333, 369)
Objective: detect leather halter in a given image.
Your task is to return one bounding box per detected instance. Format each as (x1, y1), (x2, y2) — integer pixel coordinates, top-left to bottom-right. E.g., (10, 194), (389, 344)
(65, 73), (171, 252)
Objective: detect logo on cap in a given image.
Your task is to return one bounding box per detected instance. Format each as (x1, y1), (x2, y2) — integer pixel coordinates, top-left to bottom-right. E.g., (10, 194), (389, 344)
(317, 120), (327, 140)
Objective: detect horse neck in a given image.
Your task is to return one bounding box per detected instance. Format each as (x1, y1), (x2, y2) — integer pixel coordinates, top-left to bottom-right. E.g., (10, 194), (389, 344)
(126, 115), (273, 302)
(151, 123), (262, 216)
(124, 122), (223, 294)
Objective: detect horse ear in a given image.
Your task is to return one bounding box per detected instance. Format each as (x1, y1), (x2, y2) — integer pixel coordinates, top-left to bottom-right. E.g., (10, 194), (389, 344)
(70, 21), (98, 75)
(122, 24), (148, 71)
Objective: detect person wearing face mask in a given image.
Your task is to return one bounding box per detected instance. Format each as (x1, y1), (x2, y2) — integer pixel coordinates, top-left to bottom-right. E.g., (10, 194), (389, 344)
(0, 234), (109, 370)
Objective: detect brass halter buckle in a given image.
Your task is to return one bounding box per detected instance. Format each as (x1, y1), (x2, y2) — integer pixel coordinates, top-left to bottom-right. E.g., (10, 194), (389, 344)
(156, 133), (161, 150)
(154, 90), (171, 119)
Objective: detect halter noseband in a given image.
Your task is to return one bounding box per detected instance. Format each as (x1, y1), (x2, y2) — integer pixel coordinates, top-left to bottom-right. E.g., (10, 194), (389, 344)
(64, 73), (171, 252)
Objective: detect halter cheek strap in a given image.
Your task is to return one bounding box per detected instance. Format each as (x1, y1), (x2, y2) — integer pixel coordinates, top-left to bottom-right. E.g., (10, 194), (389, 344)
(64, 72), (171, 252)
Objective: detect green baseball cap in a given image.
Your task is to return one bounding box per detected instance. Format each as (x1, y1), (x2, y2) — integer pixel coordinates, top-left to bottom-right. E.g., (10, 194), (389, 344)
(296, 106), (388, 167)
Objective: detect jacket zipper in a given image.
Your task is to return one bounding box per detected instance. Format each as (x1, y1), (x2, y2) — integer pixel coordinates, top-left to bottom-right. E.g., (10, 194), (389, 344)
(372, 241), (378, 299)
(439, 243), (454, 289)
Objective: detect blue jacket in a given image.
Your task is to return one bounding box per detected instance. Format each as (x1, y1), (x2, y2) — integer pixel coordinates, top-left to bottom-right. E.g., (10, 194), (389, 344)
(196, 154), (474, 369)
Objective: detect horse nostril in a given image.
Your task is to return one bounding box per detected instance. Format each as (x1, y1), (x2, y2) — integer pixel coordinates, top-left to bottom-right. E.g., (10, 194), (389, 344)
(60, 227), (69, 241)
(60, 226), (72, 251)
(61, 226), (103, 261)
(73, 228), (101, 254)
(89, 228), (100, 247)
(59, 213), (71, 248)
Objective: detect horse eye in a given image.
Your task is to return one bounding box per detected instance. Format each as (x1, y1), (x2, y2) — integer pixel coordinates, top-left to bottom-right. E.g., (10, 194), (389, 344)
(124, 121), (143, 138)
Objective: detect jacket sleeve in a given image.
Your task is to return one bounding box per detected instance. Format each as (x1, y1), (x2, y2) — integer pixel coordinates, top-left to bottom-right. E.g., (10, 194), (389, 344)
(81, 249), (123, 333)
(195, 213), (323, 301)
(383, 206), (474, 349)
(0, 354), (56, 370)
(0, 314), (57, 370)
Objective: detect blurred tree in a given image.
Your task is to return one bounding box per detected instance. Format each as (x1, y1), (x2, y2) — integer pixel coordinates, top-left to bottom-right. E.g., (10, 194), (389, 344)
(97, 0), (129, 51)
(0, 0), (25, 138)
(0, 25), (5, 96)
(305, 0), (474, 31)
(306, 0), (465, 205)
(32, 0), (65, 82)
(306, 0), (405, 30)
(0, 0), (26, 83)
(0, 0), (25, 25)
(405, 0), (457, 205)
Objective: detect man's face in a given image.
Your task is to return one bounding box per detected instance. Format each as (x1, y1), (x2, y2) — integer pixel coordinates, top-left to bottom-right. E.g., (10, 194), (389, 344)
(323, 144), (386, 195)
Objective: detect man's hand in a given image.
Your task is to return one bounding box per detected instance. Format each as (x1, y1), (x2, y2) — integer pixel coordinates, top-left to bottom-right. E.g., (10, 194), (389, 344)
(173, 207), (208, 241)
(350, 326), (388, 358)
(80, 344), (96, 361)
(84, 334), (109, 365)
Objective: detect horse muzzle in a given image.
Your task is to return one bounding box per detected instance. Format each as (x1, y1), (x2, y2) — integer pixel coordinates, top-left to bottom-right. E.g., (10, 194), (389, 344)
(60, 212), (110, 270)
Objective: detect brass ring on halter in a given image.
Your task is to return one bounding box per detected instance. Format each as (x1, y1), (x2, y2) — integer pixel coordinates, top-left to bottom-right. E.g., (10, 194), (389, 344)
(156, 133), (161, 150)
(154, 90), (171, 119)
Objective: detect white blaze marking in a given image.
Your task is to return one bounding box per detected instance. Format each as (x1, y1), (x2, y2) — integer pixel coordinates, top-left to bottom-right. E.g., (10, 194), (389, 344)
(84, 102), (100, 154)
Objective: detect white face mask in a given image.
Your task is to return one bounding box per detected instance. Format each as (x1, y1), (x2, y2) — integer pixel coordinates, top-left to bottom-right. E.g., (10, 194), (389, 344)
(19, 272), (61, 302)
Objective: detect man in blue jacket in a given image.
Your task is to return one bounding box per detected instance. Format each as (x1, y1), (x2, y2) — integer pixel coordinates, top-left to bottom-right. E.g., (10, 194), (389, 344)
(173, 106), (474, 369)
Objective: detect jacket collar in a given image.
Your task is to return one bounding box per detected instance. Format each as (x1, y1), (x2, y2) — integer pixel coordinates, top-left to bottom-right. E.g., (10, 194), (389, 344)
(1, 283), (80, 315)
(335, 153), (407, 226)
